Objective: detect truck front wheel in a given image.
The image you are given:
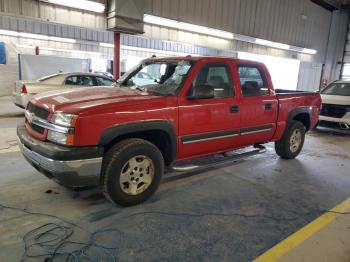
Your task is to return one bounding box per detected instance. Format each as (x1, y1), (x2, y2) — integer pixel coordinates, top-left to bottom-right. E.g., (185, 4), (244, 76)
(102, 138), (164, 206)
(275, 120), (306, 159)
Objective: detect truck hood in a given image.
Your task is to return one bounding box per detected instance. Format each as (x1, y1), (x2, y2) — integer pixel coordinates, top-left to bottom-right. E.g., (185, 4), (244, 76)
(31, 86), (164, 113)
(321, 94), (350, 105)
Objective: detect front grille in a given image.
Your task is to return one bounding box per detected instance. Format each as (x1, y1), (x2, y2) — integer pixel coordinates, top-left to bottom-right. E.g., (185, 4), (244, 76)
(320, 104), (347, 118)
(26, 102), (50, 135)
(29, 122), (45, 134)
(27, 102), (50, 120)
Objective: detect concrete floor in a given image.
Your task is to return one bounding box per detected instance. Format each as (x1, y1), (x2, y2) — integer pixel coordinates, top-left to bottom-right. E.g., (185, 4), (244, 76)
(0, 116), (349, 261)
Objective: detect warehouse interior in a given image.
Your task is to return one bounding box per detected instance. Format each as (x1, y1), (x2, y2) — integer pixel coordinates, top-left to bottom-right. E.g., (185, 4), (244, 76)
(0, 0), (350, 261)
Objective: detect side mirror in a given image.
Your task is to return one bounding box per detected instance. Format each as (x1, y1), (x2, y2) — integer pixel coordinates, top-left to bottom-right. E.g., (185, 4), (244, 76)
(187, 85), (214, 100)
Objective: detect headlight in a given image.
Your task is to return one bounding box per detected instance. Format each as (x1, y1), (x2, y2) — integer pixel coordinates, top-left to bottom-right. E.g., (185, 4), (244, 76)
(51, 112), (77, 127)
(48, 112), (77, 145)
(48, 130), (74, 145)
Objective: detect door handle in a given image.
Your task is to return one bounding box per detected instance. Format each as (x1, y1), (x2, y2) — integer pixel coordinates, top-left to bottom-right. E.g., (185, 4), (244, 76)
(264, 103), (273, 110)
(230, 105), (240, 113)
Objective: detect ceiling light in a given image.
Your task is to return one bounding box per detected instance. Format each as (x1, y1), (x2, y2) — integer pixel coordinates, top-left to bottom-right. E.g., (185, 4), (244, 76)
(99, 43), (114, 48)
(19, 32), (49, 40)
(301, 48), (317, 55)
(143, 14), (234, 40)
(100, 42), (195, 56)
(49, 36), (76, 43)
(0, 29), (76, 43)
(40, 0), (105, 13)
(255, 38), (290, 50)
(0, 29), (19, 37)
(16, 44), (100, 55)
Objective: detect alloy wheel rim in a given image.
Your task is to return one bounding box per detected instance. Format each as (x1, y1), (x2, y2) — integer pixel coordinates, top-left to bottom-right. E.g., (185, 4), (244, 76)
(290, 129), (302, 153)
(119, 155), (154, 195)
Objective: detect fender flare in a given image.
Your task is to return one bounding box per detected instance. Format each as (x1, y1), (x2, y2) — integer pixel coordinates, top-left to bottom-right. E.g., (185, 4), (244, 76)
(99, 120), (177, 162)
(287, 107), (312, 130)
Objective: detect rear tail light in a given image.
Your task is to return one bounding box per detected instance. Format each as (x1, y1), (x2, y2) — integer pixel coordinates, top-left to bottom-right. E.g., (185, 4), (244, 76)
(21, 85), (27, 94)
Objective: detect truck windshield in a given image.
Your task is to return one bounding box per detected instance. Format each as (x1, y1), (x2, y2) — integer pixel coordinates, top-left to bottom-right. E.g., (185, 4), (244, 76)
(118, 60), (193, 96)
(322, 83), (350, 96)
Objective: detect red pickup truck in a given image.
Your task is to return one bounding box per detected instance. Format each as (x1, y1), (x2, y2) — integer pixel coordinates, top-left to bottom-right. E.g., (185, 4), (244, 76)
(17, 56), (321, 206)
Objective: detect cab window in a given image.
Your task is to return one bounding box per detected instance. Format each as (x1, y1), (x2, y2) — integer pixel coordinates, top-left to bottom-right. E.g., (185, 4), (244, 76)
(237, 65), (268, 96)
(192, 63), (234, 98)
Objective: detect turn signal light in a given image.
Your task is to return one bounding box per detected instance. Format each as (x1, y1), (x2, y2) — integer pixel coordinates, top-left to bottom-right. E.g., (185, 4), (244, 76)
(66, 134), (75, 146)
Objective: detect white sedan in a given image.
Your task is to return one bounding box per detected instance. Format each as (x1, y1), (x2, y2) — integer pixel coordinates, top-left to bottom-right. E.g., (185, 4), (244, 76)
(319, 81), (350, 129)
(12, 72), (116, 108)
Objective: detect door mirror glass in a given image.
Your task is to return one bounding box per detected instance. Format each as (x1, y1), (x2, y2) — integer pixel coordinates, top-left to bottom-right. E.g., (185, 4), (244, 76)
(187, 84), (214, 100)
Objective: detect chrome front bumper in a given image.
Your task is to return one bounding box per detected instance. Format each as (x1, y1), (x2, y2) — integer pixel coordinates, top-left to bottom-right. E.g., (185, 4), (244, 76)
(18, 133), (102, 187)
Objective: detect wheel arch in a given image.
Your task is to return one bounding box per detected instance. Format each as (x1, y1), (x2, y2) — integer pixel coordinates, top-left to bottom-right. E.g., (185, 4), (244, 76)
(288, 108), (311, 131)
(99, 120), (177, 165)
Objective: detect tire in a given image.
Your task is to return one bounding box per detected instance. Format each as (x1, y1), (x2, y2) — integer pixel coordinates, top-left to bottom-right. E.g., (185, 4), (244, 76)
(275, 120), (306, 159)
(101, 138), (164, 206)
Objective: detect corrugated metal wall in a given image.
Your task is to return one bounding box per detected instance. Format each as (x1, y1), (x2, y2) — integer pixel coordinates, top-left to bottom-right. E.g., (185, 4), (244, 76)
(1, 0), (334, 63)
(297, 62), (323, 91)
(0, 13), (236, 96)
(1, 0), (347, 92)
(143, 0), (332, 63)
(0, 0), (106, 29)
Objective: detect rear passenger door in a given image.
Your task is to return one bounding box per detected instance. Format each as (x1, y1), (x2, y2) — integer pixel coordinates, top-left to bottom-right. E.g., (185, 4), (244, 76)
(236, 64), (278, 145)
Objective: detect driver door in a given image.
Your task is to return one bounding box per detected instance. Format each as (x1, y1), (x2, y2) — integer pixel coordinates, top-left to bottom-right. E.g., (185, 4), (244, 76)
(178, 61), (241, 159)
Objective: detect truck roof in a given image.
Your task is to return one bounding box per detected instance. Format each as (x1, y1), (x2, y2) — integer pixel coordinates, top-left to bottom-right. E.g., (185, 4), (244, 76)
(147, 56), (267, 67)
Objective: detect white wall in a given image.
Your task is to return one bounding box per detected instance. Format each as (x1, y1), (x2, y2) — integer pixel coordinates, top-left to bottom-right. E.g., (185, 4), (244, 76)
(238, 52), (300, 90)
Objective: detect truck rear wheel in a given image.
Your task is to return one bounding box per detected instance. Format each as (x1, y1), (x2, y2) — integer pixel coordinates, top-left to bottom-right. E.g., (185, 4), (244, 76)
(275, 120), (306, 159)
(102, 138), (164, 206)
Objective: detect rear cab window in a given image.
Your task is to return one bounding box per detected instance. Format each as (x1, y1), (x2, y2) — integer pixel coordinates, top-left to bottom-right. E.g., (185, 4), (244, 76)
(237, 65), (269, 96)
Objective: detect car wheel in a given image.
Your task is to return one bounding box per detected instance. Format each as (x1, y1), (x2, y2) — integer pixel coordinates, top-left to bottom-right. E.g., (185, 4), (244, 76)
(275, 120), (306, 159)
(102, 138), (164, 206)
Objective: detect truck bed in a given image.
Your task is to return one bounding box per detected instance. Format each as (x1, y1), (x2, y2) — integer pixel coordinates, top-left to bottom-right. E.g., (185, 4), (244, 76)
(275, 89), (319, 96)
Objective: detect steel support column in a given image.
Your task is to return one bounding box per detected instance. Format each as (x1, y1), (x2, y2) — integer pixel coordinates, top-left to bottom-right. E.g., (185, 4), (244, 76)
(113, 32), (120, 80)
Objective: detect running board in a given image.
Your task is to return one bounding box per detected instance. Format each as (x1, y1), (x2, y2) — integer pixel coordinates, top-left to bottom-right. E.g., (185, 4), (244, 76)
(166, 144), (266, 174)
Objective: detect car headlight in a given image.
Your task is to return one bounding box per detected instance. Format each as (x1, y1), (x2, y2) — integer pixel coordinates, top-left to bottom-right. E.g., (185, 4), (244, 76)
(47, 130), (75, 145)
(48, 112), (77, 145)
(51, 112), (77, 127)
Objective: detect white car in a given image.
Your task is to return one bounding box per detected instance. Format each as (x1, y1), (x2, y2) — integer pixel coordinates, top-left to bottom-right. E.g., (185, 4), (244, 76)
(132, 72), (156, 86)
(319, 81), (350, 129)
(12, 72), (116, 108)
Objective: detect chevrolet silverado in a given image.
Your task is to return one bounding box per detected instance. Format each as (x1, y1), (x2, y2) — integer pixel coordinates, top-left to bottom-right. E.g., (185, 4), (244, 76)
(17, 56), (321, 206)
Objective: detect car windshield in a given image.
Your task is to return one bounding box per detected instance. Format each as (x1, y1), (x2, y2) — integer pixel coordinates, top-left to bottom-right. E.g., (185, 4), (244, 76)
(118, 60), (194, 96)
(322, 83), (350, 96)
